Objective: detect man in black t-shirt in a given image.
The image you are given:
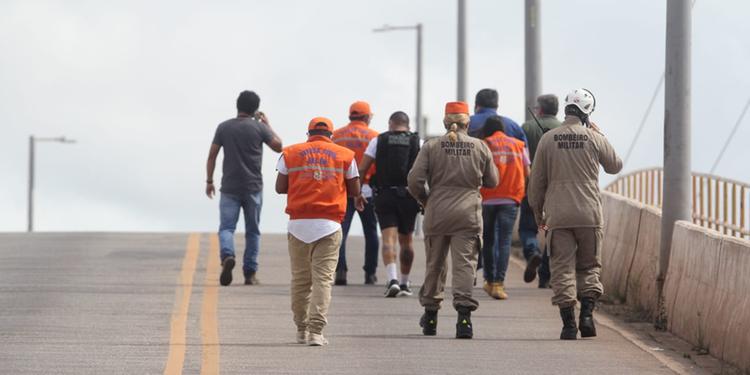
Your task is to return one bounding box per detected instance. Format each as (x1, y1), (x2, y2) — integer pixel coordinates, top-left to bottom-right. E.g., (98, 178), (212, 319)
(206, 90), (283, 286)
(359, 111), (421, 297)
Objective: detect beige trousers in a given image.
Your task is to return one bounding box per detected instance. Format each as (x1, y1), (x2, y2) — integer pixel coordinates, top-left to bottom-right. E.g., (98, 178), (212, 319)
(288, 230), (342, 334)
(548, 227), (603, 308)
(418, 233), (480, 311)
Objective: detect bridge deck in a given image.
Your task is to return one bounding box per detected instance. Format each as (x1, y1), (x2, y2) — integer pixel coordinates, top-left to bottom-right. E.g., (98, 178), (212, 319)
(0, 233), (677, 374)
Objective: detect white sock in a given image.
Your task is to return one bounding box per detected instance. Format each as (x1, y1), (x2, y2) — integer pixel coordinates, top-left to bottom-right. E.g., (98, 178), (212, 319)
(386, 263), (398, 281)
(399, 274), (410, 285)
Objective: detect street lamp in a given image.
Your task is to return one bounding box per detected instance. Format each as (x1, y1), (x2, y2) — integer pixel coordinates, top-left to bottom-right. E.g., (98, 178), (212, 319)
(28, 135), (76, 232)
(373, 23), (425, 139)
(457, 0), (467, 102)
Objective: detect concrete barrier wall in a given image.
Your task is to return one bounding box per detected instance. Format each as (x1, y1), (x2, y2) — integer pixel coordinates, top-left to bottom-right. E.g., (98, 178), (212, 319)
(600, 192), (643, 302)
(625, 205), (661, 315)
(664, 222), (723, 353)
(664, 222), (750, 371)
(600, 192), (750, 371)
(714, 236), (750, 371)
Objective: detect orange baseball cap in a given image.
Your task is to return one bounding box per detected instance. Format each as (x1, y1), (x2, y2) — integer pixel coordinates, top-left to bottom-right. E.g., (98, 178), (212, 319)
(308, 117), (334, 133)
(349, 101), (372, 116)
(445, 101), (470, 115)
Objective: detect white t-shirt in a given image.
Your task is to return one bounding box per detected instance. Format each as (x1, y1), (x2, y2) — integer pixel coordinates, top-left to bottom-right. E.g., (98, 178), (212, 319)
(277, 156), (359, 243)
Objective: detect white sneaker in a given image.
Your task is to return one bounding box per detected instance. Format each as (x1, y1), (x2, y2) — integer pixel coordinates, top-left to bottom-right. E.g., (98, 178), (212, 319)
(308, 333), (328, 346)
(296, 330), (308, 344)
(385, 279), (401, 298)
(398, 282), (413, 297)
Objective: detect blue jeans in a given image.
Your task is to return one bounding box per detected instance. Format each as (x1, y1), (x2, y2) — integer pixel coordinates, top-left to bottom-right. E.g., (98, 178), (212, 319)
(519, 196), (550, 281)
(338, 197), (379, 275)
(219, 191), (262, 274)
(482, 204), (518, 282)
(519, 197), (540, 259)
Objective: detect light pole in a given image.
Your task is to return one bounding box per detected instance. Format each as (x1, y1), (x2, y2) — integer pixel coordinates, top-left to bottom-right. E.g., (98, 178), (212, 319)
(373, 24), (425, 138)
(525, 0), (541, 121)
(658, 0), (691, 301)
(28, 135), (76, 232)
(457, 0), (467, 101)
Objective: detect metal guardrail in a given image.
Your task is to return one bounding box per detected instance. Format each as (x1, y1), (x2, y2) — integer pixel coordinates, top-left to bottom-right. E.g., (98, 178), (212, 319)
(605, 167), (749, 239)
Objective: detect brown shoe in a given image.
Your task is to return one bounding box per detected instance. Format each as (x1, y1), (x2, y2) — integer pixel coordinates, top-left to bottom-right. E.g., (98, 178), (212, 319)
(483, 280), (493, 297)
(492, 282), (508, 300)
(220, 256), (235, 286)
(244, 271), (259, 285)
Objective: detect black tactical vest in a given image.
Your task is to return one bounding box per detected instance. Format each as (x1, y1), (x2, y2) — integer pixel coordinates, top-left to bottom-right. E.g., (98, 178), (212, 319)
(374, 131), (420, 187)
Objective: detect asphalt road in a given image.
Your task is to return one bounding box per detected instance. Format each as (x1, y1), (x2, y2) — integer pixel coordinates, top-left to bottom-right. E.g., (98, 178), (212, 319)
(0, 232), (676, 374)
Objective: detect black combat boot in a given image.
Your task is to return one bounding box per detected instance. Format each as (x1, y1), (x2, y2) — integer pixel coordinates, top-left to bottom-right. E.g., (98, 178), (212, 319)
(559, 306), (578, 340)
(419, 309), (438, 336)
(455, 307), (473, 339)
(579, 297), (597, 338)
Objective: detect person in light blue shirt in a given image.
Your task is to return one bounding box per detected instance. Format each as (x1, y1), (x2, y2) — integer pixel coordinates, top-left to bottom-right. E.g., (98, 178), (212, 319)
(468, 88), (528, 145)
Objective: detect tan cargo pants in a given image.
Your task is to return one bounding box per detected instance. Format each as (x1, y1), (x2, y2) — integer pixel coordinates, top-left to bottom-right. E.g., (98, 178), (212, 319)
(548, 227), (603, 308)
(418, 233), (480, 311)
(288, 230), (342, 334)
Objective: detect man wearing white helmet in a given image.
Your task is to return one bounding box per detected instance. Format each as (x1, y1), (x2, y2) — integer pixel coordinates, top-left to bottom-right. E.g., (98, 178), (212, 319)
(528, 88), (622, 340)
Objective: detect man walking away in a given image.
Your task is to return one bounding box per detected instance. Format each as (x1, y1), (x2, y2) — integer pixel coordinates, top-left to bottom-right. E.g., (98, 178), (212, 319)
(479, 116), (530, 300)
(468, 89), (527, 274)
(408, 102), (498, 339)
(275, 117), (365, 346)
(206, 90), (282, 286)
(358, 111), (421, 297)
(528, 88), (622, 340)
(519, 94), (561, 288)
(468, 88), (527, 144)
(332, 101), (380, 285)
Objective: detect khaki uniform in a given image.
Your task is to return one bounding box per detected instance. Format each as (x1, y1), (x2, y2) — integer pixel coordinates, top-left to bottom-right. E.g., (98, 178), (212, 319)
(407, 131), (498, 311)
(528, 117), (622, 307)
(288, 230), (342, 334)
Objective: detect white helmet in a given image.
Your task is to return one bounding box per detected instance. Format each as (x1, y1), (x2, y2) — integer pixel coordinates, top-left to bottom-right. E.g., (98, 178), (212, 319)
(564, 88), (596, 115)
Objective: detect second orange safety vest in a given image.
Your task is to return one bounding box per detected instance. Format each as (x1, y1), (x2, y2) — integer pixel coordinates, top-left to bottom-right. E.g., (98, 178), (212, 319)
(332, 121), (378, 184)
(480, 131), (526, 204)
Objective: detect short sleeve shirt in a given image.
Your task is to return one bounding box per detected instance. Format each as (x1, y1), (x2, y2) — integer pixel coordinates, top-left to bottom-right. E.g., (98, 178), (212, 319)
(212, 117), (273, 194)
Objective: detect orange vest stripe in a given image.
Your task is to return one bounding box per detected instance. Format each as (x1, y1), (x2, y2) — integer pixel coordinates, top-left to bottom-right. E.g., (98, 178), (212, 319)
(480, 131), (527, 203)
(283, 137), (355, 223)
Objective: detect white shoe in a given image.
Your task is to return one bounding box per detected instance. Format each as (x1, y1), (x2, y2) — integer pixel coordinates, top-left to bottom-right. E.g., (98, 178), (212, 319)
(385, 279), (401, 298)
(397, 282), (413, 297)
(296, 330), (308, 344)
(308, 333), (328, 346)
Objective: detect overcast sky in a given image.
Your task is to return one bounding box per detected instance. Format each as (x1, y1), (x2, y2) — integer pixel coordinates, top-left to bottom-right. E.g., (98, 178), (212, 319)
(2, 0), (749, 233)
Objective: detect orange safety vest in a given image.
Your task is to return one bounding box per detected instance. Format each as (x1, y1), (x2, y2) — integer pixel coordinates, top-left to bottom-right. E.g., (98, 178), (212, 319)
(283, 136), (356, 222)
(332, 121), (378, 183)
(480, 131), (526, 204)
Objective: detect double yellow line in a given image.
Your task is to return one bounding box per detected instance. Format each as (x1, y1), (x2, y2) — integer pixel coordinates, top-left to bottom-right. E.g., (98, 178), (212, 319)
(164, 233), (221, 375)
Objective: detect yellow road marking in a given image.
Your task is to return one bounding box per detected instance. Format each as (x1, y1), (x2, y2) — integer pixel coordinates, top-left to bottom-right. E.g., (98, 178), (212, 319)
(200, 234), (221, 374)
(164, 233), (201, 375)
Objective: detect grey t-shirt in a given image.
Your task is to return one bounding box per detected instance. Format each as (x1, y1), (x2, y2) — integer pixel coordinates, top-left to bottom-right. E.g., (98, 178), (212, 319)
(212, 116), (273, 194)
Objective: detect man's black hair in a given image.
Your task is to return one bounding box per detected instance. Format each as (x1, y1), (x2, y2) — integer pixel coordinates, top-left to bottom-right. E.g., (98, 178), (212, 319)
(537, 94), (559, 116)
(237, 90), (260, 114)
(475, 88), (499, 109)
(481, 115), (506, 139)
(564, 105), (589, 124)
(389, 111), (410, 126)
